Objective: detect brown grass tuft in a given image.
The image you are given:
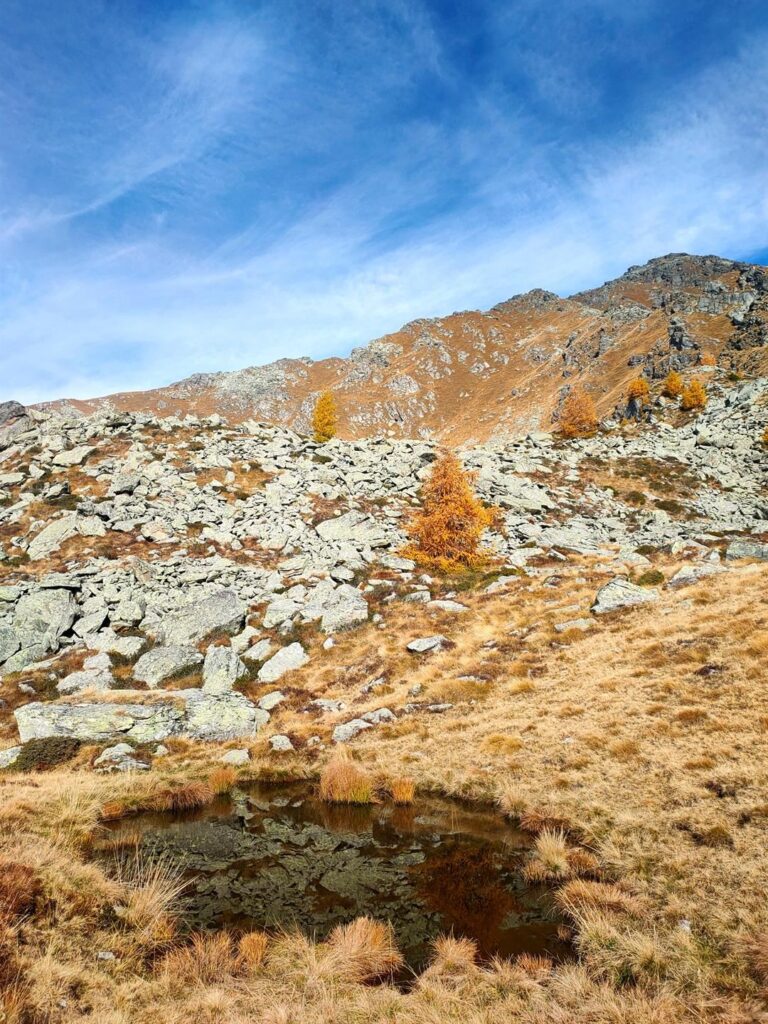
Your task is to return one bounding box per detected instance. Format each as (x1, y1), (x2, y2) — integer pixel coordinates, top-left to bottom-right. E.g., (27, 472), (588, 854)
(324, 917), (404, 982)
(516, 952), (554, 978)
(238, 930), (269, 971)
(153, 780), (215, 812)
(161, 932), (238, 986)
(430, 934), (478, 973)
(208, 765), (238, 795)
(319, 754), (374, 804)
(523, 829), (572, 882)
(114, 854), (186, 946)
(557, 879), (645, 918)
(0, 861), (40, 919)
(389, 777), (416, 804)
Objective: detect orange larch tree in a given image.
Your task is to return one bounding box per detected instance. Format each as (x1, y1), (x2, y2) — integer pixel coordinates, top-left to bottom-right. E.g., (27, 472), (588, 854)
(312, 391), (339, 443)
(680, 379), (707, 411)
(663, 370), (684, 398)
(558, 390), (598, 439)
(404, 451), (496, 571)
(627, 377), (650, 404)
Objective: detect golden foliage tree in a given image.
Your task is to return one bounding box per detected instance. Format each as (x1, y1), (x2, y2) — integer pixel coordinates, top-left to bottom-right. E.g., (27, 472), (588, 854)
(626, 377), (650, 403)
(404, 451), (496, 571)
(312, 391), (338, 443)
(680, 379), (707, 411)
(558, 390), (598, 439)
(663, 370), (683, 398)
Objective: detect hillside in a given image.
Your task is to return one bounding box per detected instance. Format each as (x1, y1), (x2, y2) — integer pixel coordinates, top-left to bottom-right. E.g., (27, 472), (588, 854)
(0, 255), (767, 1022)
(42, 252), (768, 443)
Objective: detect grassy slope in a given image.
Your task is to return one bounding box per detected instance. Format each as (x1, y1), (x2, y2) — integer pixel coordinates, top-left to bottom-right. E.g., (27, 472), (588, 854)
(1, 559), (768, 1022)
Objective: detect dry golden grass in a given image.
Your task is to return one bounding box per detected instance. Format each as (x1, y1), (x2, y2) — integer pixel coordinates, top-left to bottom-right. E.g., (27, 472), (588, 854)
(161, 932), (238, 987)
(238, 930), (269, 971)
(1, 560), (767, 1022)
(324, 917), (404, 982)
(318, 754), (374, 804)
(388, 776), (416, 804)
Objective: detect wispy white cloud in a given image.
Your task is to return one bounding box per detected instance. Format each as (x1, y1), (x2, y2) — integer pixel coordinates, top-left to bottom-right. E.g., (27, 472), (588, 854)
(0, 2), (766, 403)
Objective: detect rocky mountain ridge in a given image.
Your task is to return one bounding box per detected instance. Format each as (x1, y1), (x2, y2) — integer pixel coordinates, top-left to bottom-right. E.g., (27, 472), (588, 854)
(42, 253), (768, 444)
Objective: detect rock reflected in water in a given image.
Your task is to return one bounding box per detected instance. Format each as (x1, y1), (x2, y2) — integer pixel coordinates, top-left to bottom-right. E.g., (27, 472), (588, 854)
(106, 783), (573, 974)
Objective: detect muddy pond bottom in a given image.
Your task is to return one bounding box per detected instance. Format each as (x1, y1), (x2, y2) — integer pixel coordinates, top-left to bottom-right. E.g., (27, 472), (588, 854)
(107, 783), (572, 975)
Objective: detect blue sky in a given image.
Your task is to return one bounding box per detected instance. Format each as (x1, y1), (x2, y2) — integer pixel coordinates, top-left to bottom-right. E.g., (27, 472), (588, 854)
(1, 0), (767, 403)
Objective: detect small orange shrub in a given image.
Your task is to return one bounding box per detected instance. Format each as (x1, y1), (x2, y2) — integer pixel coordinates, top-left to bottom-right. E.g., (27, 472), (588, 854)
(680, 379), (707, 411)
(662, 370), (683, 398)
(312, 390), (338, 443)
(626, 377), (650, 403)
(404, 451), (496, 571)
(558, 390), (598, 439)
(700, 352), (717, 367)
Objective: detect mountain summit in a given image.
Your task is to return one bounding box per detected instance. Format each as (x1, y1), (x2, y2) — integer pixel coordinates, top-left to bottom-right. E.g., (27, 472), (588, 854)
(44, 253), (767, 442)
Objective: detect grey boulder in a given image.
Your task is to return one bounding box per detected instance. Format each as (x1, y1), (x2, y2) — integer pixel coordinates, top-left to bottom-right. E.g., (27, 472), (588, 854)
(591, 579), (660, 614)
(257, 643), (308, 683)
(202, 645), (248, 695)
(133, 646), (203, 688)
(146, 590), (246, 646)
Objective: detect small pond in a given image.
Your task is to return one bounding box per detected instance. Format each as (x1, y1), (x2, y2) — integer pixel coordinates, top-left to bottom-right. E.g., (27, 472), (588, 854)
(106, 783), (572, 976)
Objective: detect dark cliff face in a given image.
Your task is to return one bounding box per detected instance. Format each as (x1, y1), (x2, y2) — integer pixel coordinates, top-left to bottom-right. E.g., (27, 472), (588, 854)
(569, 253), (747, 310)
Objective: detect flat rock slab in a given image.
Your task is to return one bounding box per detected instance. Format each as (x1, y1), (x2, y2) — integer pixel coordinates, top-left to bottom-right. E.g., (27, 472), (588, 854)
(667, 563), (726, 589)
(15, 689), (269, 743)
(591, 579), (659, 615)
(146, 590), (246, 646)
(133, 646), (203, 687)
(726, 539), (768, 562)
(332, 718), (374, 743)
(258, 643), (309, 683)
(407, 634), (449, 653)
(52, 446), (94, 467)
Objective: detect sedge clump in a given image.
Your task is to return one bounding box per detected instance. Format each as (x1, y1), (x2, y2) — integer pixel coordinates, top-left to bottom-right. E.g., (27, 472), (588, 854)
(404, 451), (496, 572)
(312, 391), (338, 443)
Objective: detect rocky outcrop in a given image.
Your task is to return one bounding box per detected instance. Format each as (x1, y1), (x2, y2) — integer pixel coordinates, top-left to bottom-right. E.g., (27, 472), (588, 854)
(15, 689), (269, 743)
